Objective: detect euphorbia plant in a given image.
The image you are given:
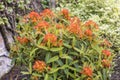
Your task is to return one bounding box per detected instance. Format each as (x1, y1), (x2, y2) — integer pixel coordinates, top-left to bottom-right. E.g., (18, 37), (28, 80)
(10, 9), (115, 80)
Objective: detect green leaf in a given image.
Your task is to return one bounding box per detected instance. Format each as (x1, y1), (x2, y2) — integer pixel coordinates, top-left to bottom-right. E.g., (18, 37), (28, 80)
(36, 45), (49, 50)
(21, 71), (30, 75)
(68, 66), (77, 71)
(45, 53), (51, 62)
(91, 44), (101, 53)
(69, 60), (78, 65)
(73, 47), (81, 53)
(49, 68), (59, 74)
(50, 47), (63, 52)
(29, 62), (32, 74)
(102, 69), (107, 80)
(75, 78), (80, 80)
(30, 48), (38, 57)
(68, 72), (76, 79)
(63, 43), (72, 48)
(60, 54), (72, 60)
(60, 65), (68, 69)
(72, 37), (76, 47)
(47, 56), (59, 63)
(44, 74), (49, 80)
(57, 60), (64, 66)
(32, 73), (42, 77)
(69, 52), (78, 56)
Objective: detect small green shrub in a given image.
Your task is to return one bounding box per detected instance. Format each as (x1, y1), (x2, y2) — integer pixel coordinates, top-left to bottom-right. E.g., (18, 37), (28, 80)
(11, 9), (115, 80)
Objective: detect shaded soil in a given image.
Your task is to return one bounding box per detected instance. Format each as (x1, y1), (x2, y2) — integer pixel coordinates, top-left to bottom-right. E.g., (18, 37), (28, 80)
(110, 55), (120, 80)
(1, 66), (30, 80)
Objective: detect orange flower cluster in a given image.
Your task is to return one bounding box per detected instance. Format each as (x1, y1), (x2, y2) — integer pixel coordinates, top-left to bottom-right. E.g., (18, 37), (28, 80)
(17, 36), (29, 44)
(102, 49), (111, 57)
(81, 66), (93, 77)
(34, 21), (50, 31)
(61, 9), (70, 20)
(68, 16), (97, 38)
(43, 33), (57, 46)
(85, 29), (93, 36)
(68, 24), (83, 38)
(84, 20), (99, 29)
(33, 60), (46, 72)
(40, 9), (54, 18)
(102, 59), (111, 68)
(24, 9), (54, 23)
(68, 17), (83, 38)
(28, 11), (41, 22)
(43, 33), (63, 46)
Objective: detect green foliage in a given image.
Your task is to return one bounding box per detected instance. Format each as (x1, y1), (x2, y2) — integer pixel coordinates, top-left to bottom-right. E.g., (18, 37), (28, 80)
(10, 9), (115, 80)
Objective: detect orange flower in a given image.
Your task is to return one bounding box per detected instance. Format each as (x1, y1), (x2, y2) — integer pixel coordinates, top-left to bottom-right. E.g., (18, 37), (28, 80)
(57, 39), (63, 47)
(85, 29), (92, 36)
(40, 9), (54, 18)
(103, 39), (112, 47)
(84, 20), (99, 29)
(61, 9), (70, 20)
(34, 21), (50, 31)
(43, 33), (57, 46)
(33, 60), (46, 72)
(17, 36), (29, 44)
(56, 24), (64, 29)
(28, 11), (41, 22)
(81, 66), (93, 77)
(102, 50), (111, 57)
(68, 23), (83, 37)
(102, 59), (111, 68)
(70, 17), (81, 24)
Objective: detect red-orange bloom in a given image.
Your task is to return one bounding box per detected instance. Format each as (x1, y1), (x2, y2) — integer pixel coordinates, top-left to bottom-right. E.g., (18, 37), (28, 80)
(68, 23), (83, 38)
(61, 9), (70, 20)
(33, 60), (46, 72)
(43, 33), (57, 46)
(57, 39), (63, 47)
(81, 66), (93, 77)
(102, 49), (111, 57)
(103, 39), (112, 47)
(70, 17), (81, 24)
(40, 9), (54, 18)
(34, 21), (50, 31)
(85, 29), (93, 36)
(102, 59), (111, 68)
(84, 20), (99, 29)
(28, 11), (41, 22)
(56, 24), (64, 29)
(17, 36), (29, 44)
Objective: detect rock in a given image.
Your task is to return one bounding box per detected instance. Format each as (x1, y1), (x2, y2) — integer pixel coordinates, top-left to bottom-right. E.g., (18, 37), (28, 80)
(0, 56), (13, 79)
(0, 32), (13, 79)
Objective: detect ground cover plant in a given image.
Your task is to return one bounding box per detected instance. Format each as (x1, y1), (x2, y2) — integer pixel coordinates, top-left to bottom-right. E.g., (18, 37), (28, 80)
(10, 9), (115, 80)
